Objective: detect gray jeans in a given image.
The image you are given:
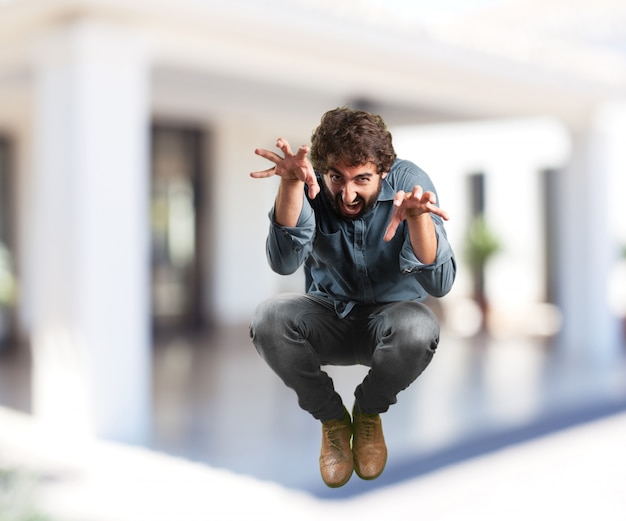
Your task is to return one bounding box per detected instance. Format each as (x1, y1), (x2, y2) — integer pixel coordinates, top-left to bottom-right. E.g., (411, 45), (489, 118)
(249, 293), (440, 422)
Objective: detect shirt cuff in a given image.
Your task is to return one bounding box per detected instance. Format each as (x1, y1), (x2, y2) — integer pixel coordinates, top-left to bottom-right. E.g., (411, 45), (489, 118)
(399, 228), (453, 274)
(267, 199), (315, 254)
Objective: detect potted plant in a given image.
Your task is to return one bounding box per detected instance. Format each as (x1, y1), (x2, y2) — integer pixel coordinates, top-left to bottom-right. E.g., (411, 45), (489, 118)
(463, 214), (502, 333)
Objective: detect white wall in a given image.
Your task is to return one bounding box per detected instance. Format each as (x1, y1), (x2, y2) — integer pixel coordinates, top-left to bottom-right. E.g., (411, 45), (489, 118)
(207, 115), (311, 325)
(392, 117), (570, 336)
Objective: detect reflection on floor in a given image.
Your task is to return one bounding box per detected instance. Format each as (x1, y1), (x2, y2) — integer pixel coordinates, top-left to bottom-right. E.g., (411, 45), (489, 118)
(149, 324), (626, 497)
(2, 325), (626, 498)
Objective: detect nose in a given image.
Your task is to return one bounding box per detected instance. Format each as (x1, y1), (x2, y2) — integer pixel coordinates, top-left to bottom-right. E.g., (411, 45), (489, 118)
(342, 184), (357, 203)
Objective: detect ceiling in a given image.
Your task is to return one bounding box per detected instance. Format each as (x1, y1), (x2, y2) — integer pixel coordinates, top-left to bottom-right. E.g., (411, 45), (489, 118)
(150, 0), (626, 125)
(1, 0), (625, 127)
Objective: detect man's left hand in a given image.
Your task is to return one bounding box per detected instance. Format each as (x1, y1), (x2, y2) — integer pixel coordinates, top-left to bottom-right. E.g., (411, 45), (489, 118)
(383, 185), (449, 242)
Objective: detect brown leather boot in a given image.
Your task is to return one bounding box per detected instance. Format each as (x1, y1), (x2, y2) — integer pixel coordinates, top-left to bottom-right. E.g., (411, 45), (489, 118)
(352, 404), (387, 480)
(319, 409), (353, 488)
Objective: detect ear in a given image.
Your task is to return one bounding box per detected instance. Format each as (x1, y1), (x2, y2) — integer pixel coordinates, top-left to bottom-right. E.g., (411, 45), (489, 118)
(381, 171), (388, 179)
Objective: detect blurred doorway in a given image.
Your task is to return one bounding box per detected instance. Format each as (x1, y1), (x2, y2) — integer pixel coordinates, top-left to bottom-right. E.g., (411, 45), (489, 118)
(150, 125), (205, 335)
(0, 136), (17, 347)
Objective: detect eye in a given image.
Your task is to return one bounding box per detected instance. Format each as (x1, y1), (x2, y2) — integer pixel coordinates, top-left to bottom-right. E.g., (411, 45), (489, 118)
(330, 174), (343, 183)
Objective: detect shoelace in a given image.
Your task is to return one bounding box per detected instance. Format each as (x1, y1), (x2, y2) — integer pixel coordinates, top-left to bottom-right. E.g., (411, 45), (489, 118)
(356, 415), (378, 441)
(325, 423), (349, 451)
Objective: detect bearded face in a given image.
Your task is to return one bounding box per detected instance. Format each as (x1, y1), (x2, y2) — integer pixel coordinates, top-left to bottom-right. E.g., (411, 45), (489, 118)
(321, 160), (385, 220)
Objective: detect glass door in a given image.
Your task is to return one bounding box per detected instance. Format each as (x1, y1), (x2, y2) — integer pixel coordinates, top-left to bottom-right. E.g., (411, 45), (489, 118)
(150, 126), (204, 334)
(0, 137), (16, 346)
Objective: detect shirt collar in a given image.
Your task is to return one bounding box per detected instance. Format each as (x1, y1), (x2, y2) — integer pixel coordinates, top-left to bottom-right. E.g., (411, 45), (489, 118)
(378, 176), (396, 202)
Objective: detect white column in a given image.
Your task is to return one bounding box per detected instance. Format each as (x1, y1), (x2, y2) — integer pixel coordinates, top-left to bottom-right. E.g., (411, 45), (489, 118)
(30, 21), (151, 443)
(554, 105), (624, 364)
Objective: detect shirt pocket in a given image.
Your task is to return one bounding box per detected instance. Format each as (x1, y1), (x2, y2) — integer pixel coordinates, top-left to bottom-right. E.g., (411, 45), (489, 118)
(313, 228), (349, 266)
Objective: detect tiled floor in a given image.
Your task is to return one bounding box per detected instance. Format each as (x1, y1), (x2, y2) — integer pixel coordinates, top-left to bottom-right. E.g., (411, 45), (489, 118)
(149, 324), (626, 497)
(2, 404), (625, 521)
(2, 323), (626, 498)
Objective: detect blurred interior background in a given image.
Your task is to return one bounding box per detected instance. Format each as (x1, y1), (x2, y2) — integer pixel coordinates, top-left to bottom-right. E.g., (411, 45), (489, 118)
(0, 0), (626, 510)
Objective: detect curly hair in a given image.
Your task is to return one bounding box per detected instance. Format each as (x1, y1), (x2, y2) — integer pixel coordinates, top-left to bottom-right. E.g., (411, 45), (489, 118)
(310, 107), (397, 175)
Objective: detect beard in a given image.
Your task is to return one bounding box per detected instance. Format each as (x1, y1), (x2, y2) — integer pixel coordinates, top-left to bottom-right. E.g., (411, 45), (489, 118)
(321, 179), (382, 220)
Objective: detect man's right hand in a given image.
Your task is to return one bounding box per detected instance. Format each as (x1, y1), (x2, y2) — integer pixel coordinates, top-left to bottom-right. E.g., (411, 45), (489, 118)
(250, 138), (320, 199)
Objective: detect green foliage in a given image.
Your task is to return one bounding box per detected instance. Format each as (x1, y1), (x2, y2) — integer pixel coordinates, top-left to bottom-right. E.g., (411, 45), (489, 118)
(0, 243), (16, 307)
(0, 468), (52, 521)
(463, 214), (502, 271)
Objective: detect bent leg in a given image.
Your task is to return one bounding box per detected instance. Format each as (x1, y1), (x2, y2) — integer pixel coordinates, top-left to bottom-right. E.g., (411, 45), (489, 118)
(354, 301), (440, 414)
(249, 294), (347, 422)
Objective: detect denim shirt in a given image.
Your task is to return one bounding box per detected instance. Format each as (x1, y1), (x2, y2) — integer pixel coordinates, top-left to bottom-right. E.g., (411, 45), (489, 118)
(266, 159), (456, 318)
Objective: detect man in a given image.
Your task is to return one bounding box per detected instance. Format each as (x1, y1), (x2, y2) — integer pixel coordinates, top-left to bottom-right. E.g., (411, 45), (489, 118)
(249, 107), (456, 488)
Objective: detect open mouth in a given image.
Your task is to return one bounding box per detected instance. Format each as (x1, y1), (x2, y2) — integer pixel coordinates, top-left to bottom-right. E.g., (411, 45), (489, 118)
(340, 199), (363, 216)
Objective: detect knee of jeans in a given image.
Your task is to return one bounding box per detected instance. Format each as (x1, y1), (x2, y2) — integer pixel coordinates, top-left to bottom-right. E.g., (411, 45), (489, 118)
(249, 295), (295, 343)
(385, 302), (440, 353)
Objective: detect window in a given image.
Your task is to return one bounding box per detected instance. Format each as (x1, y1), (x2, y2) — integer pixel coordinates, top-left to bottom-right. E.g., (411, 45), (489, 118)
(150, 126), (205, 334)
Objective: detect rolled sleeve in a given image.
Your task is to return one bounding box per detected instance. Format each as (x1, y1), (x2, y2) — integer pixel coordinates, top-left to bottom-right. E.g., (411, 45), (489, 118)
(399, 223), (456, 297)
(266, 197), (315, 275)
